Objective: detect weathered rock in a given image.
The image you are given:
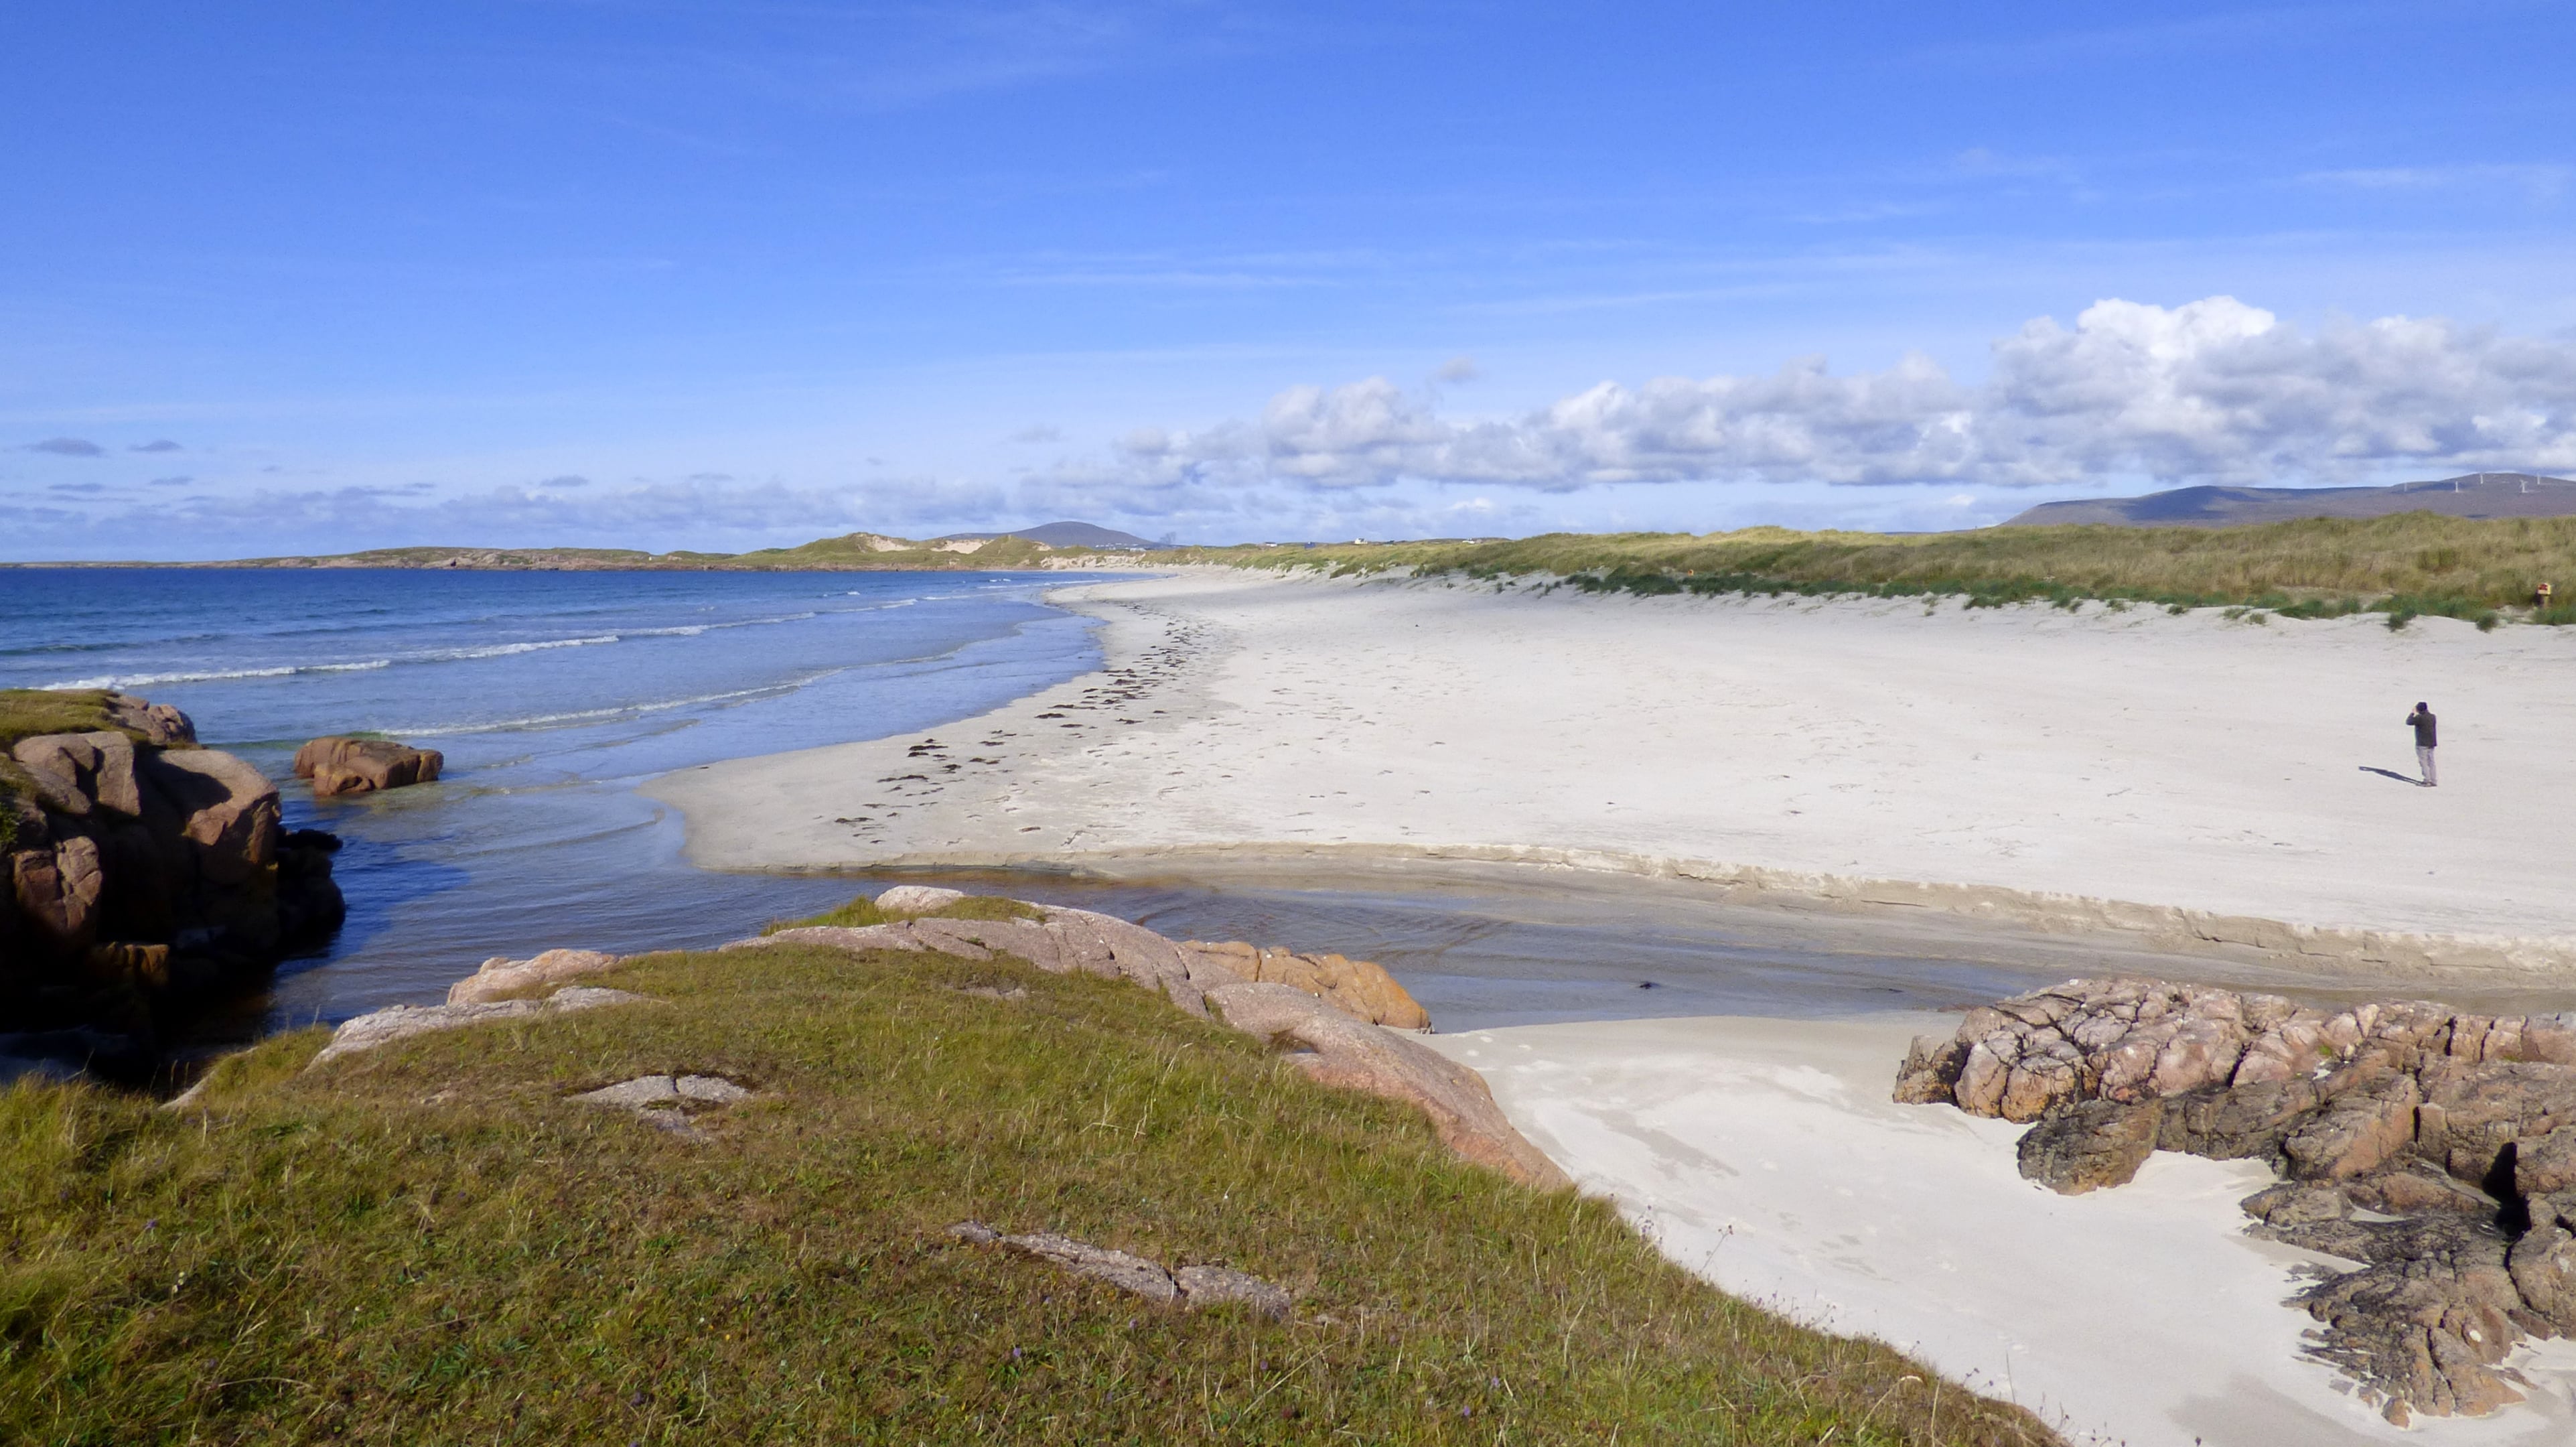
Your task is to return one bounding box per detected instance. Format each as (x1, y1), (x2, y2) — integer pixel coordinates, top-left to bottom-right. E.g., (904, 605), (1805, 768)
(2265, 1214), (2526, 1424)
(307, 985), (651, 1067)
(5, 701), (342, 1066)
(1204, 980), (1569, 1190)
(2518, 1127), (2576, 1196)
(1173, 1265), (1294, 1319)
(1893, 1033), (1968, 1103)
(13, 732), (141, 819)
(946, 1221), (1292, 1318)
(995, 1231), (1180, 1304)
(2240, 1182), (2349, 1227)
(1906, 975), (2576, 1421)
(2506, 1223), (2576, 1334)
(2157, 1078), (2321, 1161)
(447, 948), (622, 1004)
(99, 693), (196, 746)
(2283, 1076), (2422, 1182)
(873, 884), (966, 913)
(2343, 1162), (2499, 1217)
(574, 1073), (752, 1112)
(293, 736), (443, 797)
(1182, 941), (1431, 1030)
(2016, 1098), (2162, 1194)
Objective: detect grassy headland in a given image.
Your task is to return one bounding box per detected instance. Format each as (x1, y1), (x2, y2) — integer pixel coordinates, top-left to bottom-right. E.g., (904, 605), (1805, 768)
(1172, 512), (2576, 626)
(1, 933), (2049, 1445)
(5, 533), (1115, 573)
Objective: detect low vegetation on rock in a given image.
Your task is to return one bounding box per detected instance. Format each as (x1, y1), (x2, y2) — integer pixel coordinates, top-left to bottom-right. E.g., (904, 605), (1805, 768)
(3, 690), (342, 1075)
(3, 922), (2050, 1444)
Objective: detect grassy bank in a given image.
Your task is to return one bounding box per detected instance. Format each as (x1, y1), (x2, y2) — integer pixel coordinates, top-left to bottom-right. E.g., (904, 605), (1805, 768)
(1, 936), (2049, 1445)
(1176, 512), (2576, 625)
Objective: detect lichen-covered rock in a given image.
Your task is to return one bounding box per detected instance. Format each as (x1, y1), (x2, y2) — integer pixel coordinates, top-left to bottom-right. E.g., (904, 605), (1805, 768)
(1905, 975), (2576, 1422)
(946, 1221), (1293, 1318)
(2015, 1098), (2161, 1194)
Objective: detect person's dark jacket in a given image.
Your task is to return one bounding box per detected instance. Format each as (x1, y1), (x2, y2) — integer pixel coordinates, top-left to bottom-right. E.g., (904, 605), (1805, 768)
(2409, 709), (2437, 748)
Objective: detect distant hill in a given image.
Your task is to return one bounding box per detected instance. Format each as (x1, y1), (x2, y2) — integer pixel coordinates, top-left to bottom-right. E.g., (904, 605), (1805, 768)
(932, 521), (1172, 550)
(2006, 472), (2576, 527)
(4, 525), (1171, 571)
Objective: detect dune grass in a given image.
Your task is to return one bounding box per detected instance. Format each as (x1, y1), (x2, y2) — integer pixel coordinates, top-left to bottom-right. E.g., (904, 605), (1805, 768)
(0, 941), (2052, 1446)
(1174, 513), (2576, 624)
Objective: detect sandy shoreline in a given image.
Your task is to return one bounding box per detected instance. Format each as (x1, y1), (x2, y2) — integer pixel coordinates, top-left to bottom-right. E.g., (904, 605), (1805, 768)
(650, 566), (2576, 980)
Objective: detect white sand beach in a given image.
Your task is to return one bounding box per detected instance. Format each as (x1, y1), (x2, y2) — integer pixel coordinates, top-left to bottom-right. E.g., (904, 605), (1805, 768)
(1421, 1013), (2576, 1447)
(645, 567), (2576, 1441)
(653, 567), (2576, 975)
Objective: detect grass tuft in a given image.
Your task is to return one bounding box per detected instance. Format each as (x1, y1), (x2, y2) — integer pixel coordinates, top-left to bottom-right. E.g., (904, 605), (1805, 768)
(764, 892), (1048, 935)
(0, 944), (2052, 1445)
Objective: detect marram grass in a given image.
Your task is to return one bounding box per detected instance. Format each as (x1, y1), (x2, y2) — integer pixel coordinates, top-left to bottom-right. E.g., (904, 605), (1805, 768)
(1173, 512), (2576, 625)
(0, 941), (2052, 1446)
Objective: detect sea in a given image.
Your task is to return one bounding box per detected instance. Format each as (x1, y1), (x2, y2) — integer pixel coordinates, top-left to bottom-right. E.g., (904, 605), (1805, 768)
(0, 567), (1115, 1034)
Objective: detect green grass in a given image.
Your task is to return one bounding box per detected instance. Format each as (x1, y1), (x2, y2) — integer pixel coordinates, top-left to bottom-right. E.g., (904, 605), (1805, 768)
(761, 892), (1049, 935)
(0, 943), (2050, 1446)
(1172, 513), (2576, 621)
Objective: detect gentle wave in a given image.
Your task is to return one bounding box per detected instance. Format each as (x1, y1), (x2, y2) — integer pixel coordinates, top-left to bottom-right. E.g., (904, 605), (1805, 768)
(43, 659), (394, 690)
(418, 634), (622, 663)
(395, 679), (822, 738)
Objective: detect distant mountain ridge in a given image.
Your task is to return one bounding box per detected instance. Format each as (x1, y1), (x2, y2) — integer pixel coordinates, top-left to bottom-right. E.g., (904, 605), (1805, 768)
(930, 521), (1172, 550)
(2006, 472), (2576, 528)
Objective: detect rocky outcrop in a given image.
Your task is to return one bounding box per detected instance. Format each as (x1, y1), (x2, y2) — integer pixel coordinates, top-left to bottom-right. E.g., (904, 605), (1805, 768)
(447, 948), (622, 1004)
(1179, 940), (1431, 1029)
(293, 736), (443, 797)
(307, 986), (652, 1067)
(731, 890), (1566, 1190)
(1897, 977), (2576, 1424)
(947, 1221), (1293, 1318)
(1204, 980), (1570, 1189)
(4, 691), (344, 1069)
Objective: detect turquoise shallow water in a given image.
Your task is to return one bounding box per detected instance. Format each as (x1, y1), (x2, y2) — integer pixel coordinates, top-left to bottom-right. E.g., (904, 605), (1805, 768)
(0, 567), (1121, 1032)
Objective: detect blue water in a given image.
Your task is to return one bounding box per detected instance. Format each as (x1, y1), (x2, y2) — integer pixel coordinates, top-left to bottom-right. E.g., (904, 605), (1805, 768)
(0, 567), (1120, 1033)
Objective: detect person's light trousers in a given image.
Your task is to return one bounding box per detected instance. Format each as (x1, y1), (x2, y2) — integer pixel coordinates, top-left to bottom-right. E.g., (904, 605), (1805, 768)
(2417, 744), (2438, 786)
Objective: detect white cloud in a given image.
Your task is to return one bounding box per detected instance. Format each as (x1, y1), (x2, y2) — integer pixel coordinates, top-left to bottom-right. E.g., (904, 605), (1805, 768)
(1058, 297), (2576, 497)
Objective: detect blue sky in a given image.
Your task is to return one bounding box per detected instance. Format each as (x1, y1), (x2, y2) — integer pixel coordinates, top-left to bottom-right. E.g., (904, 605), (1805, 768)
(5, 1), (2573, 557)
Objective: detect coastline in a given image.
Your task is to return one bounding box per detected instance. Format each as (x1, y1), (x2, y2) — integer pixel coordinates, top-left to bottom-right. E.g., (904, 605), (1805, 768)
(647, 565), (2576, 983)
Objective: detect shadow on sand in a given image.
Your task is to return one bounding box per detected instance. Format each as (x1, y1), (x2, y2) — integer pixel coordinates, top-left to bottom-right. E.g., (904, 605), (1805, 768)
(2358, 765), (2426, 786)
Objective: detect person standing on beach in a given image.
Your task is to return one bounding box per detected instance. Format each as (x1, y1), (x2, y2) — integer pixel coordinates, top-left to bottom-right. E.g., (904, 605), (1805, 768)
(2407, 701), (2438, 788)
